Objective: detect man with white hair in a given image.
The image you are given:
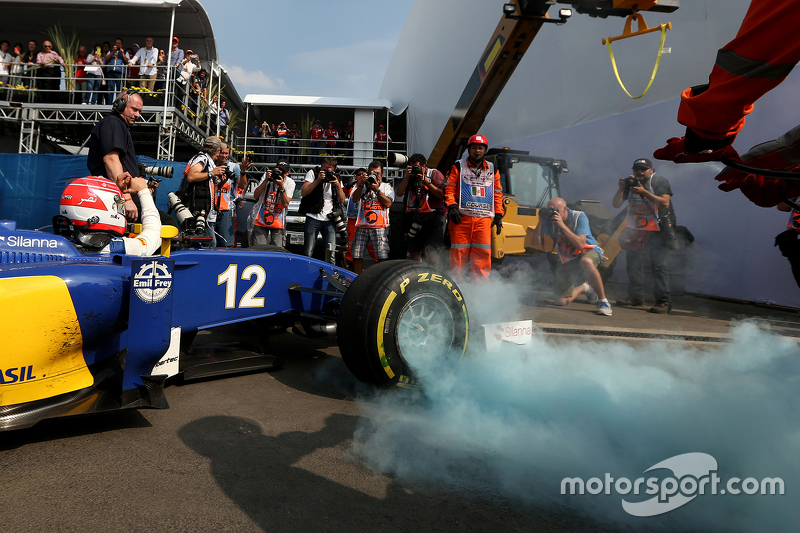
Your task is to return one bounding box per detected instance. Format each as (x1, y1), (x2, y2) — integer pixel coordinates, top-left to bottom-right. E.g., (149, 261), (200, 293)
(531, 197), (611, 316)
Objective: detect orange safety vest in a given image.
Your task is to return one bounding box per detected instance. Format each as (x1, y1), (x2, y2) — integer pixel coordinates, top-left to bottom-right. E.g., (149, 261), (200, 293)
(625, 182), (660, 231)
(555, 210), (597, 264)
(356, 187), (389, 229)
(254, 185), (286, 229)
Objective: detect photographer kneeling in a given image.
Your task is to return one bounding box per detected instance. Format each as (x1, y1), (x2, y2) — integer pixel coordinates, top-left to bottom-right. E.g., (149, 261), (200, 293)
(351, 160), (395, 274)
(395, 153), (447, 267)
(248, 160), (294, 247)
(531, 197), (612, 316)
(179, 136), (228, 244)
(299, 157), (346, 263)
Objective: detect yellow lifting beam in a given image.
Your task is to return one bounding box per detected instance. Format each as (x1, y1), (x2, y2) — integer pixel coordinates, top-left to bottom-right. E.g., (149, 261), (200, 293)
(602, 12), (672, 99)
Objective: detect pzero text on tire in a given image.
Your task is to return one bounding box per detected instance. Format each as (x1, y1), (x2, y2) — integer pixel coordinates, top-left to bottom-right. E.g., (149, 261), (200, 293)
(338, 260), (469, 387)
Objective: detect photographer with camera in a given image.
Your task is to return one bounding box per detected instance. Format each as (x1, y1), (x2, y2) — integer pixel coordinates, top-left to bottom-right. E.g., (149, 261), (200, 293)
(395, 153), (447, 267)
(248, 160), (295, 247)
(204, 142), (239, 247)
(350, 160), (395, 274)
(612, 158), (676, 314)
(532, 198), (612, 315)
(299, 157), (346, 263)
(444, 134), (505, 281)
(178, 136), (227, 241)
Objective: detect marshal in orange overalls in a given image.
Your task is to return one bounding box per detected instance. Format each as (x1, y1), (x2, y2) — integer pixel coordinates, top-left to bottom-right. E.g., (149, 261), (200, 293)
(444, 155), (504, 280)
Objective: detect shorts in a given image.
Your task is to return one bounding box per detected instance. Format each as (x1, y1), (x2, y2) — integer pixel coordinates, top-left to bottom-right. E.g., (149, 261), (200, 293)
(251, 225), (286, 248)
(352, 227), (389, 260)
(553, 250), (602, 298)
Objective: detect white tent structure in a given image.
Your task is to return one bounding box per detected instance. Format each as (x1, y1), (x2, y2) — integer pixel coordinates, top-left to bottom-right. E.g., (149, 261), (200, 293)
(380, 0), (800, 307)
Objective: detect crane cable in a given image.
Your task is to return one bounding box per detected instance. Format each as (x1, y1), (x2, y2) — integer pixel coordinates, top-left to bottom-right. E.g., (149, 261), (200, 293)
(606, 24), (668, 100)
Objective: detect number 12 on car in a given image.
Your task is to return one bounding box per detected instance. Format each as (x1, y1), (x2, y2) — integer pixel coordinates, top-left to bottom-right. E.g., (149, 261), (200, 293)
(217, 264), (266, 309)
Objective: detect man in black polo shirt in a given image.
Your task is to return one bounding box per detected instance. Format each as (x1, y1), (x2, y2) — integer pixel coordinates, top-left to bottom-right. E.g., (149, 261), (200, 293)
(87, 90), (143, 220)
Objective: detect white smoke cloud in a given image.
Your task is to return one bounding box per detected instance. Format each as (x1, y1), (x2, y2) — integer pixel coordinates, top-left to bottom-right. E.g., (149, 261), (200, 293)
(349, 272), (800, 532)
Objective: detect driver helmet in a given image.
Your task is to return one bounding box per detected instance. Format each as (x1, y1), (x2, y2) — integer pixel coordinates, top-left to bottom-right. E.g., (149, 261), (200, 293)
(60, 177), (126, 248)
(467, 134), (488, 147)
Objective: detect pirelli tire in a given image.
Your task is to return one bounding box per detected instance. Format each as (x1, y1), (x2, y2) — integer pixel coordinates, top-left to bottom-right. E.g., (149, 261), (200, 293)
(338, 260), (469, 387)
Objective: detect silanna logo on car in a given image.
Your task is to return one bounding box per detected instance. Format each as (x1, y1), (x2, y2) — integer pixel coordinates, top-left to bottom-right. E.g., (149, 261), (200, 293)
(0, 235), (59, 248)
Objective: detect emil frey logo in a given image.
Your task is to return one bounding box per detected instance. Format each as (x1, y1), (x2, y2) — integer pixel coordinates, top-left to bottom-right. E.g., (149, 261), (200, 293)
(561, 453), (785, 517)
(133, 260), (173, 303)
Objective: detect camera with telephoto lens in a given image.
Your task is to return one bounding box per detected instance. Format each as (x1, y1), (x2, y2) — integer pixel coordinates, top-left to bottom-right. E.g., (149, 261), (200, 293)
(366, 171), (380, 186)
(328, 207), (348, 239)
(167, 192), (213, 246)
(539, 206), (556, 220)
(624, 175), (641, 189)
(140, 164), (174, 179)
(658, 213), (680, 250)
(322, 169), (338, 183)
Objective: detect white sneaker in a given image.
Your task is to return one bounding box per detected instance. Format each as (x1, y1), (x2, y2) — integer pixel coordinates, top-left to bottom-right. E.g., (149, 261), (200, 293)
(583, 283), (598, 305)
(596, 301), (612, 316)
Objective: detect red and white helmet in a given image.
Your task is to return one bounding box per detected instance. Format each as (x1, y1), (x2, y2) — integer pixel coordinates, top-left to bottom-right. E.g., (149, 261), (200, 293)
(467, 134), (488, 147)
(60, 177), (126, 248)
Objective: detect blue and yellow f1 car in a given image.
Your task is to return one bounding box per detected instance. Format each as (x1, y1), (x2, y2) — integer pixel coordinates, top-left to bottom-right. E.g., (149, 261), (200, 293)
(0, 221), (469, 430)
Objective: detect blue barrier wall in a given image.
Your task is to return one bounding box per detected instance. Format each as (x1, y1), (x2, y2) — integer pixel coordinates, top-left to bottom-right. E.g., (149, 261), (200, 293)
(0, 154), (185, 230)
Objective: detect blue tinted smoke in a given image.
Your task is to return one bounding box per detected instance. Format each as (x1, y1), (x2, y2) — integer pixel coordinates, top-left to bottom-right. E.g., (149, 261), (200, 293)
(350, 274), (800, 532)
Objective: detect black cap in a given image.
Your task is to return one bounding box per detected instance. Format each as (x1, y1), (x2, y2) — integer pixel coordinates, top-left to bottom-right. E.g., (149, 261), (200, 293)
(275, 160), (291, 173)
(632, 158), (653, 170)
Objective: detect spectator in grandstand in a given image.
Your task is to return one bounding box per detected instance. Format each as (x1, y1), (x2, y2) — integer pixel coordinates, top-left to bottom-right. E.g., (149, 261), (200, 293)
(219, 100), (230, 130)
(289, 122), (301, 164)
(207, 94), (219, 127)
(10, 43), (24, 89)
(310, 119), (324, 163)
(129, 37), (158, 91)
(22, 40), (37, 91)
(105, 40), (126, 101)
(276, 121), (288, 157)
(176, 50), (198, 106)
(154, 49), (167, 91)
(345, 119), (354, 165)
(36, 40), (66, 104)
(127, 44), (140, 85)
(0, 40), (12, 90)
(83, 45), (104, 105)
(324, 121), (339, 153)
(249, 119), (262, 161)
(196, 67), (208, 102)
(169, 37), (184, 73)
(373, 124), (391, 160)
(189, 73), (202, 113)
(74, 45), (87, 103)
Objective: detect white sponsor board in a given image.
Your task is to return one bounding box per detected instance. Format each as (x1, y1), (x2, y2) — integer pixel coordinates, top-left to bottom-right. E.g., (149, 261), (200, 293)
(482, 320), (533, 351)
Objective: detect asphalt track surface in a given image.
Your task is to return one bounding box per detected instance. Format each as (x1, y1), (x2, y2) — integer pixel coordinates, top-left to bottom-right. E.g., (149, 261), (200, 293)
(2, 282), (798, 533)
